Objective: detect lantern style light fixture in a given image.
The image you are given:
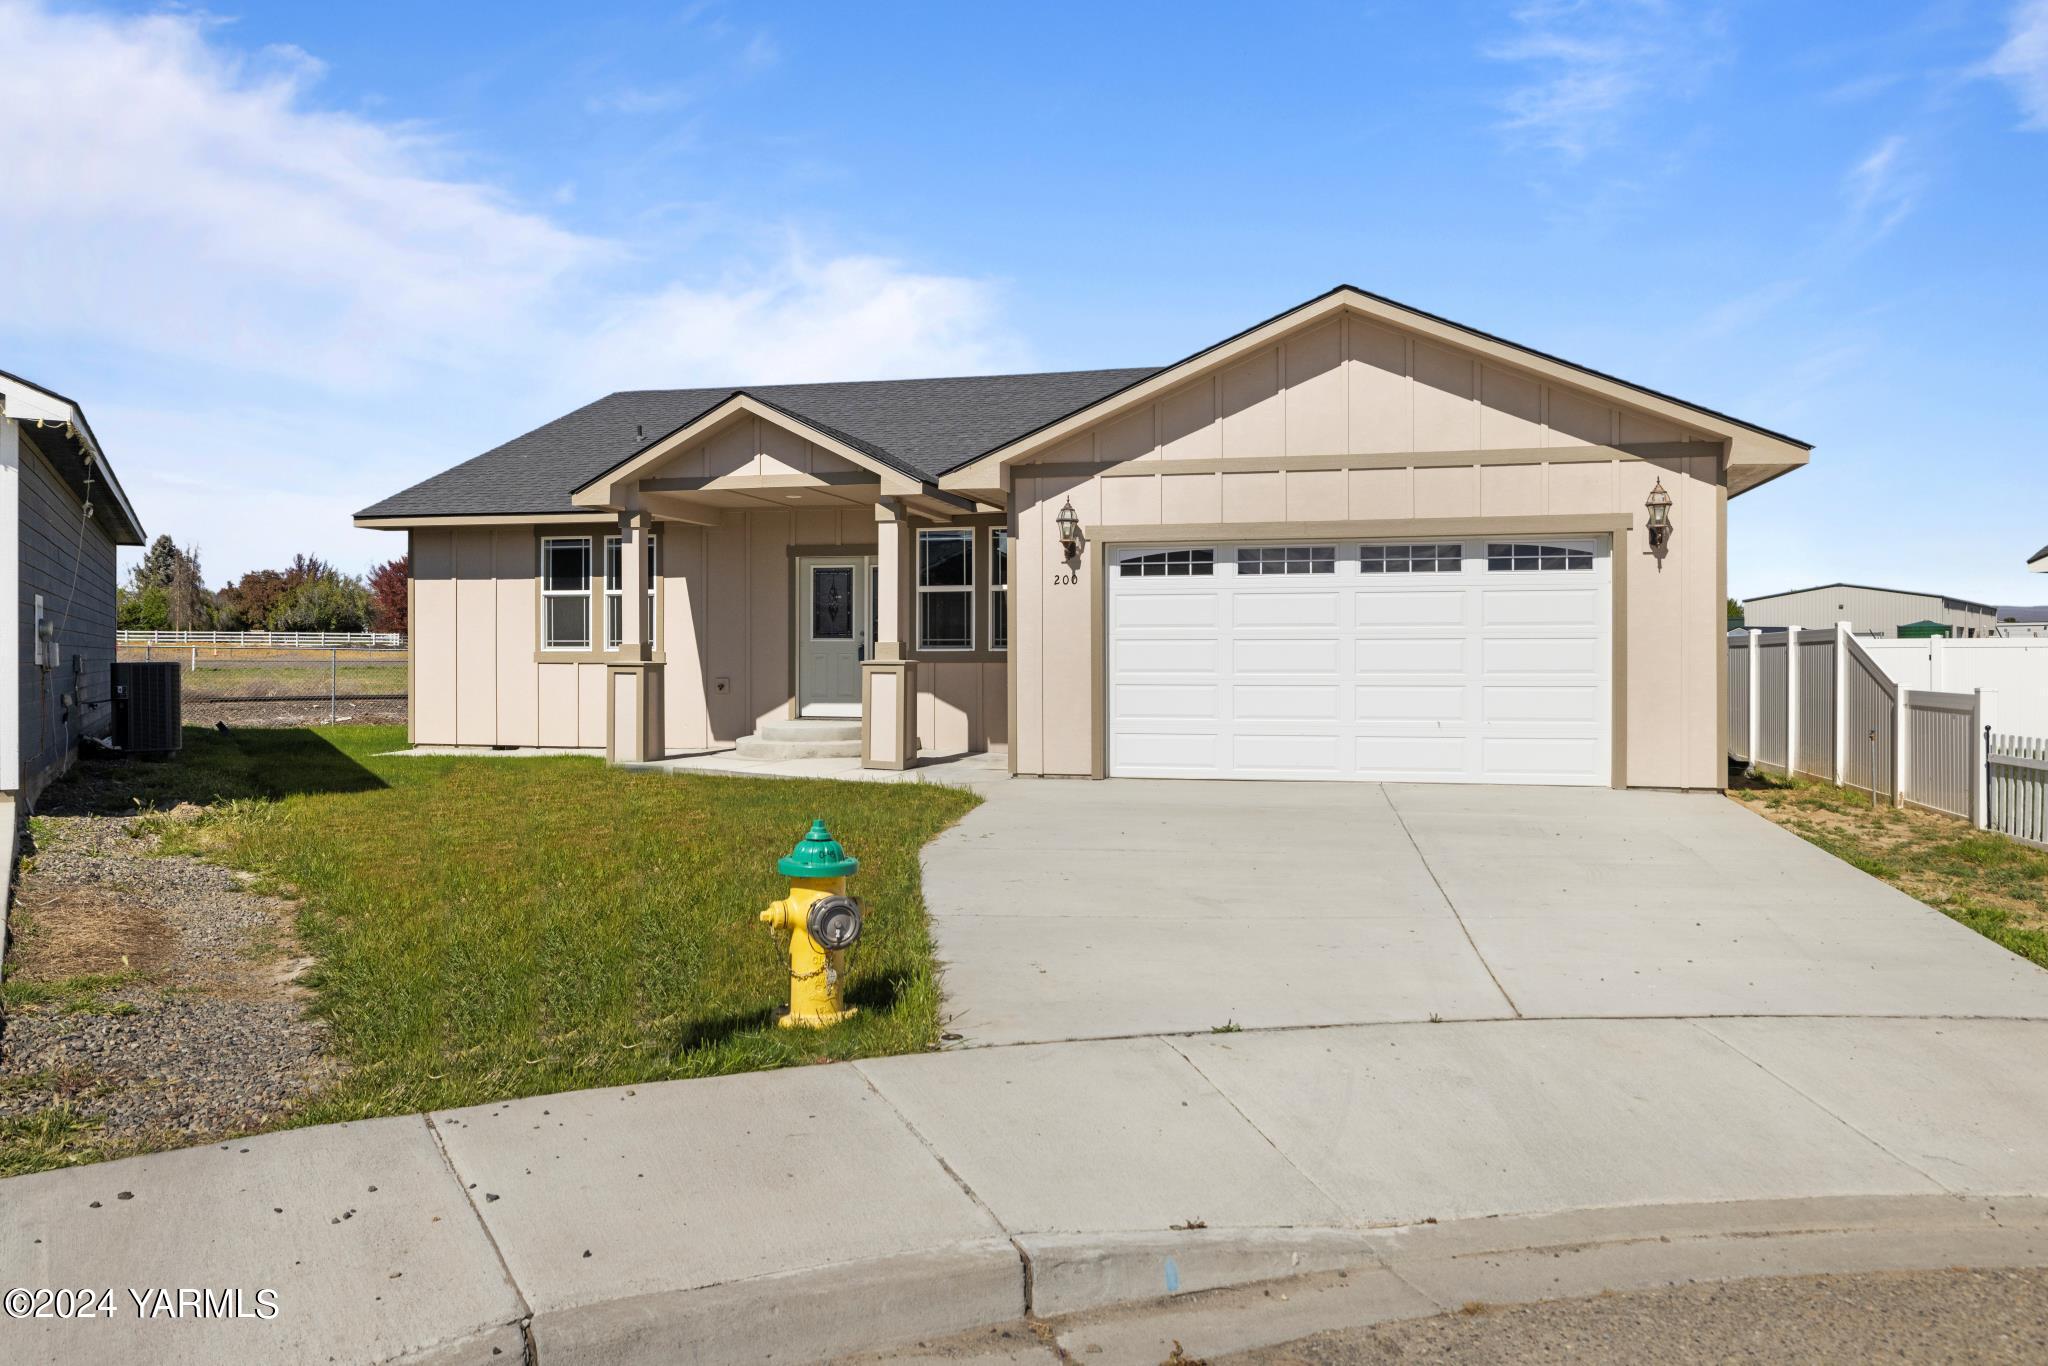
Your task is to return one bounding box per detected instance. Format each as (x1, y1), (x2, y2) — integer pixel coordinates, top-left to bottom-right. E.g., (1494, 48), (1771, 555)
(1056, 498), (1083, 559)
(1645, 478), (1673, 552)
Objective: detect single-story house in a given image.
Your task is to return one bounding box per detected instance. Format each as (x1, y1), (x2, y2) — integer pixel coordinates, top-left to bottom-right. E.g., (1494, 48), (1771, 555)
(1742, 583), (1998, 639)
(2, 370), (146, 808)
(356, 285), (1810, 790)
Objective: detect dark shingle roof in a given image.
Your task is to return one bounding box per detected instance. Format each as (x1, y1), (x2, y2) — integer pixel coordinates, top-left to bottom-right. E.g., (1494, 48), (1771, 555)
(356, 368), (1158, 519)
(2031, 544), (2048, 566)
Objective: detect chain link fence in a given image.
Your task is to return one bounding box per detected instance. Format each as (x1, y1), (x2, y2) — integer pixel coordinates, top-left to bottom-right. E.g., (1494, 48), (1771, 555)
(119, 642), (407, 727)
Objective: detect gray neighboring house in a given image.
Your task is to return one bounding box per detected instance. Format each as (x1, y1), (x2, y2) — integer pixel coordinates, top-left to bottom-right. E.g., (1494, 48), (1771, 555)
(2, 370), (145, 810)
(1741, 582), (1999, 639)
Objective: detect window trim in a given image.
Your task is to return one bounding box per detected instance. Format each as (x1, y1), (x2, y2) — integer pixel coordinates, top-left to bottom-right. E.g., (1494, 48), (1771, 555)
(1116, 547), (1216, 578)
(989, 527), (1009, 652)
(916, 528), (975, 652)
(602, 532), (659, 651)
(540, 535), (595, 652)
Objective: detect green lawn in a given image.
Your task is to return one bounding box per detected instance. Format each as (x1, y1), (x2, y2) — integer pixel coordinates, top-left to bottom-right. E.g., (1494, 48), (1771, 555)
(1730, 770), (2048, 970)
(53, 726), (980, 1124)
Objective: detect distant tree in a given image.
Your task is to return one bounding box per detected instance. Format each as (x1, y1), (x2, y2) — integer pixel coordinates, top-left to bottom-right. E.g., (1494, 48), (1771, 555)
(124, 535), (213, 629)
(116, 583), (171, 630)
(272, 573), (373, 633)
(1727, 598), (1744, 628)
(367, 556), (408, 635)
(216, 569), (289, 630)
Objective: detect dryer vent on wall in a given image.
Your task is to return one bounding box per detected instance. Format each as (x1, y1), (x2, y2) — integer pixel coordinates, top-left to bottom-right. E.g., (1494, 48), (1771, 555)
(111, 661), (184, 756)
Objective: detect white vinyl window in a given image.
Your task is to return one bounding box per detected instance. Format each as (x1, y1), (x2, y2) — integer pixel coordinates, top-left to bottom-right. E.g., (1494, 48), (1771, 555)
(918, 529), (974, 651)
(541, 537), (593, 651)
(603, 533), (659, 650)
(1361, 542), (1462, 574)
(990, 529), (1009, 652)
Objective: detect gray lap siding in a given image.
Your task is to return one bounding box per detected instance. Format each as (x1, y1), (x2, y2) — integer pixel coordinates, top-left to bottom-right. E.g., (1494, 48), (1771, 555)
(16, 427), (118, 801)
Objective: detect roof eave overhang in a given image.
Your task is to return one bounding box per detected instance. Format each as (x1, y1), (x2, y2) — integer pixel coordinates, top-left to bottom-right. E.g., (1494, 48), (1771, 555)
(0, 372), (146, 545)
(939, 286), (1813, 499)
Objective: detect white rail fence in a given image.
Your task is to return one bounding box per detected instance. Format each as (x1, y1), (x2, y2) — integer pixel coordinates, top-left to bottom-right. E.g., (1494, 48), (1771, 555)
(1730, 624), (2045, 841)
(1861, 637), (2048, 736)
(117, 629), (405, 649)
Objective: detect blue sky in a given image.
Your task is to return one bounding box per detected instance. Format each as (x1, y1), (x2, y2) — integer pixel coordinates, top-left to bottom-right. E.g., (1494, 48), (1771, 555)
(4, 0), (2045, 605)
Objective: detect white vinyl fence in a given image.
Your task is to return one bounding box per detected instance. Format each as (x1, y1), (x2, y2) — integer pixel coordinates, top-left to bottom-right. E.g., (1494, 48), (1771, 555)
(1861, 637), (2048, 736)
(1730, 625), (2046, 840)
(117, 629), (404, 649)
(1989, 736), (2048, 850)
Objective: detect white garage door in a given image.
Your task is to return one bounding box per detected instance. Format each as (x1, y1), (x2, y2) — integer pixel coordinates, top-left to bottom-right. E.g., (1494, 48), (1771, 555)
(1108, 537), (1611, 784)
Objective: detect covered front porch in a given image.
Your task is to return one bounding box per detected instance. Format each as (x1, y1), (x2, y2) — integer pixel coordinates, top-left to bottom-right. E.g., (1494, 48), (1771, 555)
(573, 395), (1009, 772)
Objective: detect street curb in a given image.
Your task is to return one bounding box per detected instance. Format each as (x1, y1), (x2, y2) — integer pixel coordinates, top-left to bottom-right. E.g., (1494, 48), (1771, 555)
(531, 1239), (1023, 1365)
(1015, 1227), (1389, 1319)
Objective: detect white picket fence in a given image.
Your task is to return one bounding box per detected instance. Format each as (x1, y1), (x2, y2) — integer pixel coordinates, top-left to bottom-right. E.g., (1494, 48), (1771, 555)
(1730, 625), (2047, 845)
(117, 629), (404, 649)
(1989, 736), (2048, 850)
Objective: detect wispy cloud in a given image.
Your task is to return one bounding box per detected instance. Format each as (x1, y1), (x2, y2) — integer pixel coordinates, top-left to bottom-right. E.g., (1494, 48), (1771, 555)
(0, 0), (1019, 576)
(1983, 0), (2048, 127)
(1486, 0), (1727, 159)
(1842, 133), (1922, 242)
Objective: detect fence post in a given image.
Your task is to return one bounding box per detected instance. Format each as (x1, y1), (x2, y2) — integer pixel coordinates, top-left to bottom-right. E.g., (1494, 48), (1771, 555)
(1833, 622), (1849, 786)
(1747, 628), (1762, 767)
(1929, 634), (1945, 690)
(329, 649), (338, 725)
(1786, 629), (1802, 777)
(1894, 683), (1909, 807)
(1972, 689), (1989, 829)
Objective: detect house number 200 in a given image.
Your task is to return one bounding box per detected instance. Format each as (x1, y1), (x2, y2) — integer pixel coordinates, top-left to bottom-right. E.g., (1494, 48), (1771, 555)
(1051, 570), (1080, 586)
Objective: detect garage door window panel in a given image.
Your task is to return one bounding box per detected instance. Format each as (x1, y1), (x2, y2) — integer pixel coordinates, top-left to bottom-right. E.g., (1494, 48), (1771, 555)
(1119, 548), (1214, 577)
(1236, 545), (1335, 576)
(1361, 543), (1461, 574)
(1488, 542), (1593, 572)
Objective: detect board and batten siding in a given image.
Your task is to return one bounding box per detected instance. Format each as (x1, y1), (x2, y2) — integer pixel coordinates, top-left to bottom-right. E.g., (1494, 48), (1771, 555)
(15, 427), (119, 800)
(410, 507), (1004, 755)
(1005, 310), (1728, 789)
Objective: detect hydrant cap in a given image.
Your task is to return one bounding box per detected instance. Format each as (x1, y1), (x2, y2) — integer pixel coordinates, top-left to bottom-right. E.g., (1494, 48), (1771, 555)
(778, 818), (860, 878)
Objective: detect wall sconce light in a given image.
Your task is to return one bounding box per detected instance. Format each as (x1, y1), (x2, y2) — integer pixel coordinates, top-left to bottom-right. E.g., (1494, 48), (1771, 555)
(1645, 478), (1673, 552)
(1056, 498), (1083, 559)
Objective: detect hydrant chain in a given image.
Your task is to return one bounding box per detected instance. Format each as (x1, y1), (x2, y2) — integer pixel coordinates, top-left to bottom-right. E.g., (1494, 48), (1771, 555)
(760, 819), (864, 1028)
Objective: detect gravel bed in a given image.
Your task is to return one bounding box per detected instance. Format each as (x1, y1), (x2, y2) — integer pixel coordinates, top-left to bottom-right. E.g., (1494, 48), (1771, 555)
(1, 809), (336, 1147)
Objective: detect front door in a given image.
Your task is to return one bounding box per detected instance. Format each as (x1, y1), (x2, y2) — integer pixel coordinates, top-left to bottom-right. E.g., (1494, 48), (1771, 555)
(797, 557), (869, 717)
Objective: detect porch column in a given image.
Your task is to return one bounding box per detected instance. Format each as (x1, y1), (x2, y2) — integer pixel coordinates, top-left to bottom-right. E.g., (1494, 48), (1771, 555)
(607, 509), (662, 765)
(862, 499), (917, 769)
(618, 510), (650, 656)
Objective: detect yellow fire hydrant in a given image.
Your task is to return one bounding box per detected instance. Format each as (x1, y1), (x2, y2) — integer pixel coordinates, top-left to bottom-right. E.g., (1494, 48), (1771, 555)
(761, 818), (864, 1028)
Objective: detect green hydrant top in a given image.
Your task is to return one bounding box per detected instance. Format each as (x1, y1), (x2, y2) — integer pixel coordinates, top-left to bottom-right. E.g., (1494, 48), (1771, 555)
(778, 818), (860, 878)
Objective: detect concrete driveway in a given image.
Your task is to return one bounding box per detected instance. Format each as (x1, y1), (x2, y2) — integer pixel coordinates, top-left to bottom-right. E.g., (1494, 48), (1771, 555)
(923, 781), (2048, 1045)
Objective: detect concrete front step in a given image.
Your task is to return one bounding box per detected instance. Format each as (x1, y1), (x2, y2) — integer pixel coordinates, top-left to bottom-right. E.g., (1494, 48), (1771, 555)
(736, 718), (863, 760)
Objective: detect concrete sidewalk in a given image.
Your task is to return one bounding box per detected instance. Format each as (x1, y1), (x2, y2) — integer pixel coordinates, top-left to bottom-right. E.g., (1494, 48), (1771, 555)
(8, 1014), (2048, 1364)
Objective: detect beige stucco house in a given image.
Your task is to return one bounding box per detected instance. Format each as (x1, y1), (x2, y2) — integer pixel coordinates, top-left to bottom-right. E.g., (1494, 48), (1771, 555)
(356, 286), (1809, 790)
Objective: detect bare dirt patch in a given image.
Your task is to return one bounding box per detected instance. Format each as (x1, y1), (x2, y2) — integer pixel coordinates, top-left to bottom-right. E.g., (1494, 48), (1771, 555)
(1731, 769), (2048, 960)
(1, 806), (337, 1163)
